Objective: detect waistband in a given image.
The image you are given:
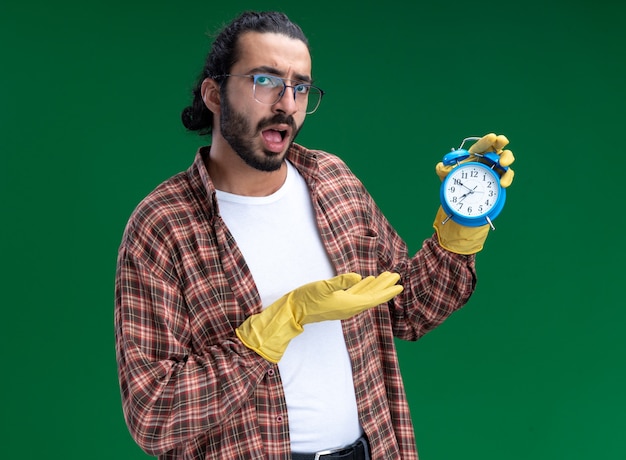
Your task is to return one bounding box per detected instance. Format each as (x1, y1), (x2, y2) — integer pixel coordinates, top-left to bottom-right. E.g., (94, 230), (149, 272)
(291, 436), (370, 460)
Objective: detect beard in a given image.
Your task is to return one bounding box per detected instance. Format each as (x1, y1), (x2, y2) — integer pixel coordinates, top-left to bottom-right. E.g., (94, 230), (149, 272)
(220, 95), (302, 172)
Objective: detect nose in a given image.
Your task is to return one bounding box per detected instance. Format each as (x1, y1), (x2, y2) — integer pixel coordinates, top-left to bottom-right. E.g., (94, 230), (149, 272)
(272, 86), (299, 115)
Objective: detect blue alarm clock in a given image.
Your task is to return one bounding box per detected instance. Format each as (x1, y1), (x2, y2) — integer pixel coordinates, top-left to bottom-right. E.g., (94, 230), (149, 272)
(440, 138), (509, 229)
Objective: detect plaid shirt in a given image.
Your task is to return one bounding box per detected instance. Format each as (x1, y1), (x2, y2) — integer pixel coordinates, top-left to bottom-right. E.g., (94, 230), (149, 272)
(115, 143), (476, 459)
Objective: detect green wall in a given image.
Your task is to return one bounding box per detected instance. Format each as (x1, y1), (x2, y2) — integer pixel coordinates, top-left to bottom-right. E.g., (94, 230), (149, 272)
(2, 0), (625, 458)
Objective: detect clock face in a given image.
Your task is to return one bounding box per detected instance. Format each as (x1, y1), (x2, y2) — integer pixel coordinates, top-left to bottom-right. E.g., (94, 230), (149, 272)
(442, 162), (501, 218)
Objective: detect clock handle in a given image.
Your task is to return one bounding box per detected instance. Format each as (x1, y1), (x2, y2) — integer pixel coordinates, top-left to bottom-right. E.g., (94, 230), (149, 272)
(452, 137), (509, 174)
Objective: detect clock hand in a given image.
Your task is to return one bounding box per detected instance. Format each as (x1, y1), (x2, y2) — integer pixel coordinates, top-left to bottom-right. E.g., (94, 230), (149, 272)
(458, 185), (478, 202)
(456, 180), (474, 192)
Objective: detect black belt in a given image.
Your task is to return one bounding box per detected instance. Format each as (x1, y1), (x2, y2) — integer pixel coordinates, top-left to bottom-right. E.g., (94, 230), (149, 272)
(291, 436), (369, 460)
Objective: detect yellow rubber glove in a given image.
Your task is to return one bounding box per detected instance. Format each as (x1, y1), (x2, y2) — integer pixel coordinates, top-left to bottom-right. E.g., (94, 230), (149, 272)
(433, 133), (516, 255)
(235, 272), (403, 363)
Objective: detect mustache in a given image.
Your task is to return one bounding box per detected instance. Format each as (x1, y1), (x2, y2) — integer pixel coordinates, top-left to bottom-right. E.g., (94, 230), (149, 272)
(257, 114), (297, 131)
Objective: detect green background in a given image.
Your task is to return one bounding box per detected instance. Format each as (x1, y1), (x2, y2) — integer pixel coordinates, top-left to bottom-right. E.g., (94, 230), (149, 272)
(2, 0), (625, 458)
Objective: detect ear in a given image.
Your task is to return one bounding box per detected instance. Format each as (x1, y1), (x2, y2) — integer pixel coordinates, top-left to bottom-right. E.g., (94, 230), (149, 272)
(201, 78), (221, 112)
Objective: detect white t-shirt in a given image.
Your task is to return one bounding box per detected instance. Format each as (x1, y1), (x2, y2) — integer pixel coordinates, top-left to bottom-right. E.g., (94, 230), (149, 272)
(215, 161), (363, 451)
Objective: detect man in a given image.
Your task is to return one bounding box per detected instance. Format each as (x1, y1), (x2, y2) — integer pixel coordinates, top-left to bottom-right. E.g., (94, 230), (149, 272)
(115, 10), (515, 460)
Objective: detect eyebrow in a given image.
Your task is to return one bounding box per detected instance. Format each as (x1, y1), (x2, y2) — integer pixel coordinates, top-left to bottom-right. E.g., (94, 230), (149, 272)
(247, 65), (312, 84)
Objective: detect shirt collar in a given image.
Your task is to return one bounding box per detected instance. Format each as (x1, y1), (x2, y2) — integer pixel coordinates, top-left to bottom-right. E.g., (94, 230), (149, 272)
(188, 143), (320, 218)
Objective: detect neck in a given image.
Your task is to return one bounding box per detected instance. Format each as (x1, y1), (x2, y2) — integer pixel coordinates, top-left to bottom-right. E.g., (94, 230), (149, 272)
(205, 141), (288, 196)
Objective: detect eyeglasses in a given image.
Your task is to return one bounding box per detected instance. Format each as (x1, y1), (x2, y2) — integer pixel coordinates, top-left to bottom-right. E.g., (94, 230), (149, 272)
(215, 74), (325, 114)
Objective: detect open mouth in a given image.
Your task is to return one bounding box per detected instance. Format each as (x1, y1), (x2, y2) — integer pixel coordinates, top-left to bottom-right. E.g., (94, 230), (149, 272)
(261, 129), (288, 154)
(265, 128), (287, 140)
(262, 128), (288, 149)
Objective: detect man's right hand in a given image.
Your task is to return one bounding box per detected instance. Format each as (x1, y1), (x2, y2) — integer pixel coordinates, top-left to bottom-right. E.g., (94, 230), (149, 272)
(236, 272), (403, 363)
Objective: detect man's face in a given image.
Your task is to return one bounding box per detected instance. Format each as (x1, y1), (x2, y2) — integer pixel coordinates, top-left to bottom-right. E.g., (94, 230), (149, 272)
(219, 32), (311, 172)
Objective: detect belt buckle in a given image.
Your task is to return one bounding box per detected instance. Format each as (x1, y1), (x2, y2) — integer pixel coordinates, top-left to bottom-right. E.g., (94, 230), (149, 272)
(313, 437), (367, 460)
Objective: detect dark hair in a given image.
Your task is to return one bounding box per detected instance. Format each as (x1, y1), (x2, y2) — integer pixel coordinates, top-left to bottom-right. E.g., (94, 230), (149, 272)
(181, 11), (309, 136)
